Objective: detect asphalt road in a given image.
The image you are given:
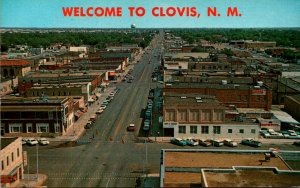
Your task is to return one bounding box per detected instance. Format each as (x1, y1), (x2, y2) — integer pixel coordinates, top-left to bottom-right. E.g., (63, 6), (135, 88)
(23, 32), (300, 187)
(24, 33), (164, 187)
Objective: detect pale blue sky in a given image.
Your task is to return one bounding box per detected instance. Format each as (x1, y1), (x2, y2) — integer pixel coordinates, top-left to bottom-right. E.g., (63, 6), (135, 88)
(0, 0), (299, 28)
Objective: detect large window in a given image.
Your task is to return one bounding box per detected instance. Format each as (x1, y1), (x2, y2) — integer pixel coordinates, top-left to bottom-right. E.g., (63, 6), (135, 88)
(1, 160), (4, 170)
(251, 129), (256, 134)
(190, 110), (199, 122)
(239, 129), (244, 134)
(202, 110), (211, 122)
(190, 126), (197, 134)
(214, 110), (223, 122)
(178, 126), (186, 134)
(26, 123), (32, 133)
(165, 110), (175, 121)
(228, 129), (233, 133)
(36, 123), (49, 133)
(9, 123), (22, 133)
(213, 126), (221, 134)
(178, 110), (187, 122)
(201, 126), (209, 134)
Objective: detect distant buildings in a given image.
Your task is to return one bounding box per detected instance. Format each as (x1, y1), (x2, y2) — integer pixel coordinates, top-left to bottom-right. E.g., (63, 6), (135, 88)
(230, 40), (276, 49)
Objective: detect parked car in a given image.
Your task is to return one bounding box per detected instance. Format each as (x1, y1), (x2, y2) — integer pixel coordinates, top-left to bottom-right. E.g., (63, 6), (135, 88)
(170, 138), (187, 146)
(102, 101), (109, 105)
(211, 139), (224, 147)
(100, 104), (107, 109)
(84, 121), (93, 129)
(293, 141), (300, 146)
(186, 138), (199, 146)
(109, 92), (115, 97)
(90, 114), (97, 122)
(223, 139), (238, 147)
(241, 138), (262, 147)
(22, 138), (27, 145)
(127, 124), (135, 132)
(96, 108), (104, 114)
(26, 138), (38, 146)
(197, 139), (212, 147)
(38, 138), (50, 145)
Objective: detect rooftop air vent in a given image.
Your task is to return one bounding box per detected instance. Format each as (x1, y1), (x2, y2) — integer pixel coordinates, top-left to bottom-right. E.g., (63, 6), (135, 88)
(196, 100), (203, 103)
(180, 96), (187, 99)
(196, 97), (202, 100)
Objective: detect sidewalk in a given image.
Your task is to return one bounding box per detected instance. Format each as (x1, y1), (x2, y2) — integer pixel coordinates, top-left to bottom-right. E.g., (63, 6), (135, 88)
(49, 86), (116, 142)
(17, 174), (47, 188)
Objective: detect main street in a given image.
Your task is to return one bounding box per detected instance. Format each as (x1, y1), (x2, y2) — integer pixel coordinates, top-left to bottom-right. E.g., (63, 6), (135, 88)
(23, 33), (165, 187)
(23, 33), (300, 187)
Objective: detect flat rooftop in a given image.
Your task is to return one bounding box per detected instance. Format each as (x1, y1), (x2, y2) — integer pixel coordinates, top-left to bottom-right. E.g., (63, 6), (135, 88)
(1, 96), (69, 104)
(165, 82), (269, 90)
(1, 137), (18, 150)
(203, 168), (300, 187)
(164, 94), (222, 107)
(164, 151), (289, 170)
(161, 150), (296, 187)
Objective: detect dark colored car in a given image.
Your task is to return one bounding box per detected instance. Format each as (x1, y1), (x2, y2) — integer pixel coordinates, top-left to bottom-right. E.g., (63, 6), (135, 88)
(241, 138), (262, 147)
(170, 138), (187, 146)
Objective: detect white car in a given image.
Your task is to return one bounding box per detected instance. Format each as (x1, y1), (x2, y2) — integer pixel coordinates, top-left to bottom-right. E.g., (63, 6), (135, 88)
(100, 104), (107, 109)
(223, 139), (238, 147)
(26, 138), (38, 146)
(38, 138), (50, 145)
(96, 108), (104, 114)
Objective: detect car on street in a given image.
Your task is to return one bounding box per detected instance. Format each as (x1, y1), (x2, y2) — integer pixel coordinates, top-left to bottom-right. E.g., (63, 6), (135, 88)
(198, 139), (212, 147)
(22, 138), (27, 145)
(170, 138), (187, 146)
(211, 139), (224, 147)
(96, 108), (104, 114)
(127, 79), (133, 83)
(223, 139), (238, 147)
(84, 121), (93, 129)
(294, 141), (300, 146)
(102, 101), (109, 105)
(127, 124), (135, 132)
(38, 138), (50, 145)
(186, 138), (199, 146)
(241, 138), (262, 147)
(26, 138), (38, 146)
(90, 114), (97, 122)
(100, 104), (107, 109)
(109, 92), (115, 97)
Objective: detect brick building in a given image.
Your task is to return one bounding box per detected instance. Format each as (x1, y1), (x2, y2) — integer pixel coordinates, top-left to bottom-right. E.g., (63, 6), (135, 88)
(1, 96), (75, 136)
(0, 60), (31, 79)
(163, 93), (260, 139)
(164, 82), (272, 110)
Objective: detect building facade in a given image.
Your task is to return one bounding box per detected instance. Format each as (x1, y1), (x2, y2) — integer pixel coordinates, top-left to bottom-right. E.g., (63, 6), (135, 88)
(1, 137), (24, 187)
(1, 97), (75, 136)
(163, 94), (260, 139)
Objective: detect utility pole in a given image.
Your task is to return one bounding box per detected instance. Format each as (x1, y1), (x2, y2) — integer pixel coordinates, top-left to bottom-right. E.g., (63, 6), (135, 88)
(36, 143), (39, 182)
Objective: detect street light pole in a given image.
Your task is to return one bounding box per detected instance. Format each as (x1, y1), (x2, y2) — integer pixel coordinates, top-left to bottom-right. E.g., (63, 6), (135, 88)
(36, 143), (39, 181)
